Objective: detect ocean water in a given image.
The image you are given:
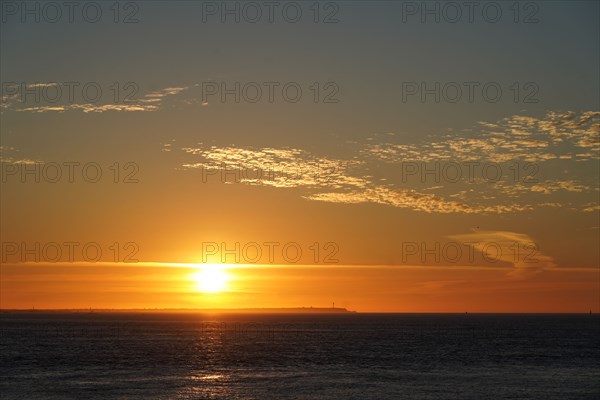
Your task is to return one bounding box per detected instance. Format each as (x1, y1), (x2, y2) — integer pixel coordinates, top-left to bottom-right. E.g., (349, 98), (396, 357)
(1, 313), (599, 399)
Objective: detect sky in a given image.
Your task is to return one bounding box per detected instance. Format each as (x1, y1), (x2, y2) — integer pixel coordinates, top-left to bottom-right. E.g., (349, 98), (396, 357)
(1, 0), (599, 312)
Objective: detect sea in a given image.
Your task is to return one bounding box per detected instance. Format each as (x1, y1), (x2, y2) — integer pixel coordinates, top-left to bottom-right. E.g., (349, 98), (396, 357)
(1, 312), (599, 399)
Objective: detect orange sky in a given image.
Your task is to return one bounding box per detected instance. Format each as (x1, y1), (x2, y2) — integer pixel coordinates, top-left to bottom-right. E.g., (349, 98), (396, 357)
(1, 262), (598, 312)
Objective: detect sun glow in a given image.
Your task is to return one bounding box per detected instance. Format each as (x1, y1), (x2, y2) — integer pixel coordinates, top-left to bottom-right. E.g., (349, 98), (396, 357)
(191, 265), (230, 293)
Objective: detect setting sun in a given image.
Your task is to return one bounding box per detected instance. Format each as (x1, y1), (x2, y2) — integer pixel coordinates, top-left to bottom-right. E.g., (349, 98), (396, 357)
(191, 265), (230, 293)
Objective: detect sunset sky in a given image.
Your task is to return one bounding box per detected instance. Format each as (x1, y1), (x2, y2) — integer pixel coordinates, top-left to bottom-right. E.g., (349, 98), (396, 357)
(1, 1), (598, 312)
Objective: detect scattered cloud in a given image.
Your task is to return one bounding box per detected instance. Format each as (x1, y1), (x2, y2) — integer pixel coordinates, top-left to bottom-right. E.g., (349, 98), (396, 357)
(2, 84), (191, 113)
(179, 145), (534, 214)
(0, 146), (41, 164)
(176, 111), (598, 214)
(364, 111), (599, 163)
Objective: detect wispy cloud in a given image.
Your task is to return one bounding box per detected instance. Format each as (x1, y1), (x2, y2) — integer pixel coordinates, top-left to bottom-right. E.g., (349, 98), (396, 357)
(2, 85), (190, 113)
(17, 104), (160, 113)
(182, 146), (362, 189)
(448, 230), (557, 278)
(304, 188), (532, 214)
(0, 146), (41, 164)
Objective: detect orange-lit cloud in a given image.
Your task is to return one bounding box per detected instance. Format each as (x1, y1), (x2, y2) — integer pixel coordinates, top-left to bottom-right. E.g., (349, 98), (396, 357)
(172, 111), (598, 214)
(2, 84), (191, 113)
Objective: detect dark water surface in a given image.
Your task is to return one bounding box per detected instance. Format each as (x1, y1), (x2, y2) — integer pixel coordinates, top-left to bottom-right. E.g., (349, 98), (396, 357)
(1, 313), (599, 399)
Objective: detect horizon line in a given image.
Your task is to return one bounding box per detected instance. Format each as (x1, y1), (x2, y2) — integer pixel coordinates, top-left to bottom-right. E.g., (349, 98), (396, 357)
(1, 308), (597, 315)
